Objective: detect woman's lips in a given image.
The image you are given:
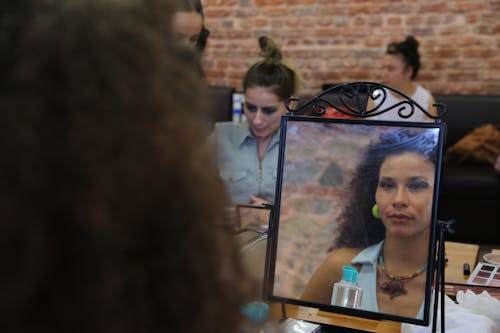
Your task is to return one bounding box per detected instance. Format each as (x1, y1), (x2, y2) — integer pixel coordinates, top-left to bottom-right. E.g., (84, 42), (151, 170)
(252, 127), (268, 135)
(388, 214), (412, 223)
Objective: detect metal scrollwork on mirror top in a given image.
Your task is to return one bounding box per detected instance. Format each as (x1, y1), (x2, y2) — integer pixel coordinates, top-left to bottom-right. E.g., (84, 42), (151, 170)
(286, 81), (446, 123)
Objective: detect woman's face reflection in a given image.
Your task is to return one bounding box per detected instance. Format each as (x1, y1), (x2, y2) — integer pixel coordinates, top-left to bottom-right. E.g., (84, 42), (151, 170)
(375, 152), (435, 239)
(172, 11), (203, 48)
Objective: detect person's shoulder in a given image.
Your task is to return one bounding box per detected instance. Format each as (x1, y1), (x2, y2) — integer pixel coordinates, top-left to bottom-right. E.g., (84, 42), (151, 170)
(413, 83), (437, 117)
(332, 247), (361, 258)
(212, 121), (235, 138)
(414, 83), (432, 97)
(325, 247), (362, 268)
(211, 122), (250, 148)
(213, 121), (244, 134)
(214, 121), (236, 129)
(216, 121), (251, 138)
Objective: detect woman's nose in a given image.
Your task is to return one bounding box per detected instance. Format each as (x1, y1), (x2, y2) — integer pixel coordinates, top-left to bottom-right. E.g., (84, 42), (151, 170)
(253, 110), (265, 124)
(381, 71), (389, 82)
(392, 188), (409, 208)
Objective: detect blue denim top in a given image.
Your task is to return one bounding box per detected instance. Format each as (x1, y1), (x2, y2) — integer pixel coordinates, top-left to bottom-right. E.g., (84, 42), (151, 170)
(209, 121), (279, 204)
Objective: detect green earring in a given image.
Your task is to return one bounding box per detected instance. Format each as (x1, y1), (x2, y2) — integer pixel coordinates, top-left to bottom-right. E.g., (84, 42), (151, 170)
(372, 204), (380, 219)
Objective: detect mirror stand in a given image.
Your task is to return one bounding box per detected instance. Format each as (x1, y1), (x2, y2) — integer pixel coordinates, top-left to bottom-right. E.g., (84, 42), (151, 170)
(432, 218), (456, 333)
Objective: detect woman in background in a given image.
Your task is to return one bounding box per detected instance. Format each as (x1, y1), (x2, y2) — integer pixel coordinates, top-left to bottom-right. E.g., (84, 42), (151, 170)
(210, 36), (301, 205)
(302, 129), (439, 319)
(0, 1), (246, 332)
(370, 36), (437, 122)
(172, 0), (210, 51)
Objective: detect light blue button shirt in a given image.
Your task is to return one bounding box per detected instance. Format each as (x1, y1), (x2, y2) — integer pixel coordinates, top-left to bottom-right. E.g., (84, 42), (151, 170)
(209, 121), (280, 204)
(351, 241), (425, 319)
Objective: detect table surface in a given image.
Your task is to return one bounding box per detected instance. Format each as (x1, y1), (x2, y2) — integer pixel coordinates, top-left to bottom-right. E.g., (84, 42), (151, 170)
(444, 241), (480, 284)
(444, 241), (500, 299)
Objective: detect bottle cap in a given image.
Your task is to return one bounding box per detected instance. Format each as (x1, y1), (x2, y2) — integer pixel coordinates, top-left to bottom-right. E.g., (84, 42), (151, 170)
(342, 265), (359, 283)
(241, 301), (270, 323)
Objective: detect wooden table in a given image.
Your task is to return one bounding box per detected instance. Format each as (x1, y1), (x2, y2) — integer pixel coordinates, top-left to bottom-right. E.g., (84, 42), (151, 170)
(444, 241), (500, 298)
(270, 302), (402, 333)
(444, 241), (480, 284)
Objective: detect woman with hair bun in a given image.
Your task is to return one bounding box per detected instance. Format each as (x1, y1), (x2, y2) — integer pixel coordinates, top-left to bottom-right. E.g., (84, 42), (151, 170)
(370, 36), (437, 122)
(210, 36), (301, 205)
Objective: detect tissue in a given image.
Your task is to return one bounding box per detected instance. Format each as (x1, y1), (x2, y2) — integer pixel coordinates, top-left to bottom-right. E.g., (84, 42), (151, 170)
(401, 290), (499, 333)
(456, 290), (500, 328)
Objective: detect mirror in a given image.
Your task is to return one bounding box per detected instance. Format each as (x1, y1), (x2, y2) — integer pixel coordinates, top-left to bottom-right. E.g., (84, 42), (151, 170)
(265, 116), (445, 326)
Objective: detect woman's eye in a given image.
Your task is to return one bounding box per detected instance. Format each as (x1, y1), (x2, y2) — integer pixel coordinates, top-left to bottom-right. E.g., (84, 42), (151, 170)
(408, 180), (429, 190)
(244, 102), (278, 114)
(261, 106), (278, 115)
(378, 179), (395, 190)
(189, 34), (201, 43)
(244, 102), (257, 112)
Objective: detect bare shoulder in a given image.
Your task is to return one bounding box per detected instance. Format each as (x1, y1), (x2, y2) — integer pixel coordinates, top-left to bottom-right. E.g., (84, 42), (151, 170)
(428, 94), (438, 117)
(301, 247), (361, 304)
(325, 247), (361, 266)
(310, 247), (361, 279)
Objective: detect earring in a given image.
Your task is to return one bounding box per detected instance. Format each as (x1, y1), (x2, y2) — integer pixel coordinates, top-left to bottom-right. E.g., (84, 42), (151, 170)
(372, 204), (380, 219)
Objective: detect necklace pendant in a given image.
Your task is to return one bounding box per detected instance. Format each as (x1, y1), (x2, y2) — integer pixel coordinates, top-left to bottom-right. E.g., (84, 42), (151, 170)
(379, 279), (407, 299)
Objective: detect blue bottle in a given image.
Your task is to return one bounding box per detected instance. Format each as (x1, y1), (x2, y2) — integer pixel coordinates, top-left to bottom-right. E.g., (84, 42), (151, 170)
(232, 93), (244, 123)
(240, 301), (280, 333)
(331, 265), (363, 309)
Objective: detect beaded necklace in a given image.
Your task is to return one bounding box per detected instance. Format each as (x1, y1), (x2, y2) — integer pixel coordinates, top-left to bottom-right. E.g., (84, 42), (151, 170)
(377, 252), (427, 299)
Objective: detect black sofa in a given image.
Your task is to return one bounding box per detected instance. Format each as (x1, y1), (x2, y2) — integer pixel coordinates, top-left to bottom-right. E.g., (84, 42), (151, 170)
(435, 94), (500, 245)
(206, 85), (235, 130)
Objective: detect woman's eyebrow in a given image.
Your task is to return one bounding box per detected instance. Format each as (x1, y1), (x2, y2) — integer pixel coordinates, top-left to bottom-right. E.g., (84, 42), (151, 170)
(409, 176), (431, 181)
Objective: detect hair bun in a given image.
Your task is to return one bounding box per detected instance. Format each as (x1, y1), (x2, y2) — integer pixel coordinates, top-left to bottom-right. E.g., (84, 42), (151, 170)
(404, 36), (419, 52)
(258, 36), (282, 64)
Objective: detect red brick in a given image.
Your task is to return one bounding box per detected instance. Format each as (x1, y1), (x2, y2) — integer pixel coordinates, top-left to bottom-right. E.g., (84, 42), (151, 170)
(387, 16), (402, 25)
(492, 1), (500, 10)
(418, 3), (448, 13)
(449, 2), (488, 12)
(478, 24), (500, 35)
(202, 0), (500, 95)
(463, 49), (498, 58)
(490, 59), (500, 70)
(485, 82), (500, 95)
(254, 0), (283, 5)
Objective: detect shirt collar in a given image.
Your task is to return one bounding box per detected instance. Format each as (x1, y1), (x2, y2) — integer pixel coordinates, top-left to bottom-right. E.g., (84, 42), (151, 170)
(234, 123), (253, 146)
(235, 123), (281, 148)
(352, 240), (384, 266)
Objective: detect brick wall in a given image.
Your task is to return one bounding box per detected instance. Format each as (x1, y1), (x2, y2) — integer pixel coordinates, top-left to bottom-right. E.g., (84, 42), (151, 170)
(202, 0), (500, 96)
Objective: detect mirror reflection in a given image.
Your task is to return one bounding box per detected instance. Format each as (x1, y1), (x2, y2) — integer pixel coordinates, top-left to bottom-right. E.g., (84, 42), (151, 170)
(270, 118), (443, 323)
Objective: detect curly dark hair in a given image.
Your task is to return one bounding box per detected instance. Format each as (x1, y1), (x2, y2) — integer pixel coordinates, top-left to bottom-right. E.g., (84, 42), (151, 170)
(243, 36), (300, 100)
(0, 1), (246, 332)
(333, 128), (439, 249)
(386, 35), (421, 80)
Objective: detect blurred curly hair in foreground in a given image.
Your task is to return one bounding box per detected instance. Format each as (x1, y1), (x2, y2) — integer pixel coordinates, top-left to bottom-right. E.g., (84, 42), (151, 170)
(0, 1), (247, 332)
